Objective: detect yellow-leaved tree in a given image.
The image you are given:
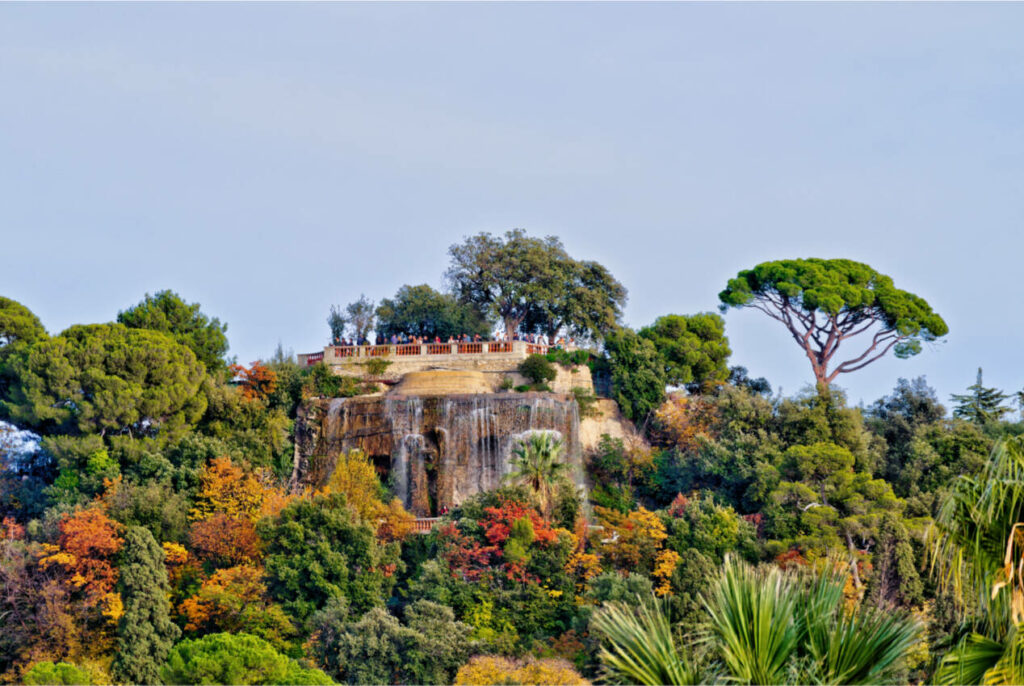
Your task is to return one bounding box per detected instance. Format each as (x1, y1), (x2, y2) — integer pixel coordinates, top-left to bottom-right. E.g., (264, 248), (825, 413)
(323, 450), (414, 542)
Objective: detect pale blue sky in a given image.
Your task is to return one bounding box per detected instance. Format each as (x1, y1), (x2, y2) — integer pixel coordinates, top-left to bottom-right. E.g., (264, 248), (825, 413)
(2, 2), (1023, 408)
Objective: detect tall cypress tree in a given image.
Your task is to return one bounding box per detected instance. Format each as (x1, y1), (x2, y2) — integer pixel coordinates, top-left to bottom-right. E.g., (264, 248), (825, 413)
(112, 526), (180, 684)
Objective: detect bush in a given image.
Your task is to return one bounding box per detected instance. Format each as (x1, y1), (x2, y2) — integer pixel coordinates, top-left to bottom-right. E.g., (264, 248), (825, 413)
(499, 376), (515, 391)
(159, 633), (332, 685)
(514, 384), (533, 393)
(454, 656), (589, 685)
(364, 358), (392, 377)
(22, 662), (92, 685)
(571, 387), (599, 418)
(519, 354), (557, 385)
(546, 349), (590, 368)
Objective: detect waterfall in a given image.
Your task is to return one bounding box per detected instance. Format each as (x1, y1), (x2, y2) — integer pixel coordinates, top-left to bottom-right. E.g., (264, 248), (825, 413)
(300, 392), (584, 516)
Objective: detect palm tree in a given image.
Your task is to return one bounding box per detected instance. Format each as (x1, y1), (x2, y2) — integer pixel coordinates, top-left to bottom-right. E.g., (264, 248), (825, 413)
(592, 556), (920, 685)
(930, 436), (1024, 684)
(506, 432), (567, 517)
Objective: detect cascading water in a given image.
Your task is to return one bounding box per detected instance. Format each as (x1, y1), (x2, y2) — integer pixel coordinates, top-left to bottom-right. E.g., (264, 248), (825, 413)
(294, 391), (584, 516)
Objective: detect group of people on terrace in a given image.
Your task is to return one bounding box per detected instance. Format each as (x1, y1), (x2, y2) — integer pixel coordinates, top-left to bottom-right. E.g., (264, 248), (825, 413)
(330, 331), (575, 348)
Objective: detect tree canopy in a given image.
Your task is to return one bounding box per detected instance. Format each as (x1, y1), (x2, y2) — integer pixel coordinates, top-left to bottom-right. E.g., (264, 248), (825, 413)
(719, 258), (948, 387)
(1, 323), (207, 437)
(118, 290), (229, 374)
(0, 297), (47, 350)
(951, 368), (1011, 425)
(639, 313), (731, 391)
(375, 284), (490, 340)
(446, 229), (625, 341)
(160, 632), (332, 685)
(603, 328), (667, 422)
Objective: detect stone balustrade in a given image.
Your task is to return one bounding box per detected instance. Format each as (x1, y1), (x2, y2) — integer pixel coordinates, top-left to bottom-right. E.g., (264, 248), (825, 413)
(298, 340), (559, 367)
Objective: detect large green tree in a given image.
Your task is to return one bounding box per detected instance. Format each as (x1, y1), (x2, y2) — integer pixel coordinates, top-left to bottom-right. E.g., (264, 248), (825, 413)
(257, 494), (398, 628)
(446, 229), (625, 340)
(1, 324), (207, 437)
(375, 284), (490, 340)
(112, 526), (181, 684)
(602, 328), (667, 422)
(523, 259), (627, 343)
(639, 313), (731, 391)
(118, 290), (229, 374)
(0, 297), (47, 350)
(310, 600), (472, 685)
(719, 259), (948, 387)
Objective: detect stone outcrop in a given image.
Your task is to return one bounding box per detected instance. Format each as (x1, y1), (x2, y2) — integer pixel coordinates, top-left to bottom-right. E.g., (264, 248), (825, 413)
(292, 385), (583, 516)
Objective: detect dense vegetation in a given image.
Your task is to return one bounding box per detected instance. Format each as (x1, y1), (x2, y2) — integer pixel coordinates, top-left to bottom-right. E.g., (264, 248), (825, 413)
(1, 237), (1018, 685)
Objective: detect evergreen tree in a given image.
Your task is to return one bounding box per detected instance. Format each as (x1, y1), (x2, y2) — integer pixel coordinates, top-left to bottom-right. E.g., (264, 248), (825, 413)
(951, 368), (1011, 425)
(111, 526), (180, 684)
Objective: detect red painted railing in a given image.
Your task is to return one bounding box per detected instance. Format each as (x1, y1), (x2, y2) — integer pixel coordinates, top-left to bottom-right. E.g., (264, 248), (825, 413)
(306, 340), (561, 365)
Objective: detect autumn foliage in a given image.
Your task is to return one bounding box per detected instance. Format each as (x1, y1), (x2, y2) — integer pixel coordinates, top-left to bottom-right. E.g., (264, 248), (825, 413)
(230, 361), (278, 402)
(39, 508), (123, 607)
(189, 513), (261, 569)
(653, 394), (719, 452)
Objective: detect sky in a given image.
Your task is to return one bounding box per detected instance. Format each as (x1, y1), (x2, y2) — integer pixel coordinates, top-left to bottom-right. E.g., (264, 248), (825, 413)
(2, 2), (1023, 409)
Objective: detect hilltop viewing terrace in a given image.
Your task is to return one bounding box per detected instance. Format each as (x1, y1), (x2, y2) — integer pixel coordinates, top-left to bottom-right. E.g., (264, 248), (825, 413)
(299, 339), (563, 372)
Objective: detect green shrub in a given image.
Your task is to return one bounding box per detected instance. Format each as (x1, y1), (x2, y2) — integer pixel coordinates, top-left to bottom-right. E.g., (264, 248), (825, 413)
(499, 376), (515, 391)
(364, 358), (392, 377)
(519, 354), (557, 385)
(545, 349), (590, 367)
(571, 387), (599, 418)
(22, 662), (91, 685)
(514, 384), (533, 393)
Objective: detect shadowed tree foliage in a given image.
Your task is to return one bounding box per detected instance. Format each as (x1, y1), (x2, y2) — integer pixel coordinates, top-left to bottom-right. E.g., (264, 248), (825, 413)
(446, 229), (625, 341)
(719, 258), (948, 387)
(310, 600), (473, 685)
(375, 284), (490, 340)
(1, 323), (207, 437)
(639, 313), (731, 391)
(118, 290), (229, 375)
(111, 526), (180, 684)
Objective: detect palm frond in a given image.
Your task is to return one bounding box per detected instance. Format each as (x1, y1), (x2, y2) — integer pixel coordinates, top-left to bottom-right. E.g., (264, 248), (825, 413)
(702, 556), (800, 685)
(592, 598), (703, 686)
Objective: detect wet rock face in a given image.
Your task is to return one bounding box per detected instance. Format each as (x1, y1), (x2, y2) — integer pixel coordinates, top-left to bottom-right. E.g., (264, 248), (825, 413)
(292, 393), (582, 516)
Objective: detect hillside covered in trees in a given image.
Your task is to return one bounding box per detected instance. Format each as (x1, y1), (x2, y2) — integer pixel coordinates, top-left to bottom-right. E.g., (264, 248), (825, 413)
(2, 233), (1023, 685)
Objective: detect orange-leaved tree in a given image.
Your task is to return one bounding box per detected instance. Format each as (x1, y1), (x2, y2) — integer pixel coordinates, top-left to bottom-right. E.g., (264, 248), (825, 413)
(230, 361), (278, 402)
(178, 564), (295, 650)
